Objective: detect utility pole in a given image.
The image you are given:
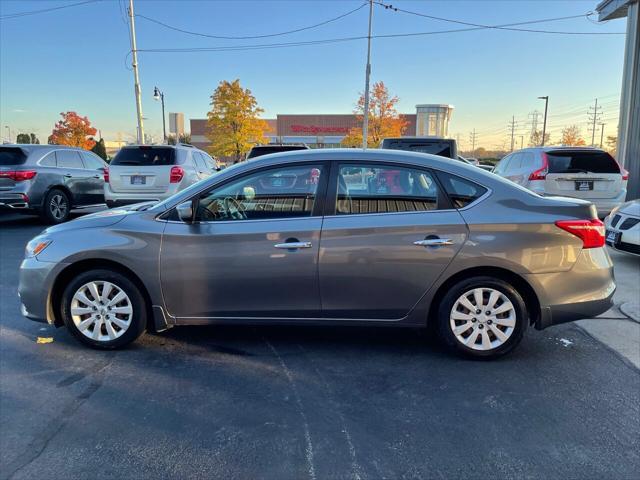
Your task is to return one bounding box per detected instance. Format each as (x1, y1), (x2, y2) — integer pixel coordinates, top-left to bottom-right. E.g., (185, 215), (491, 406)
(361, 0), (374, 150)
(528, 110), (540, 146)
(520, 135), (524, 150)
(588, 98), (602, 147)
(538, 96), (549, 146)
(508, 116), (517, 151)
(469, 129), (478, 157)
(128, 0), (145, 144)
(599, 122), (606, 148)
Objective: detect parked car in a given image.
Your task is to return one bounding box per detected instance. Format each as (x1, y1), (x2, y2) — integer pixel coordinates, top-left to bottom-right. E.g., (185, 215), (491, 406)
(246, 144), (309, 159)
(458, 155), (494, 172)
(104, 143), (216, 208)
(604, 200), (640, 255)
(0, 144), (107, 223)
(19, 149), (614, 358)
(493, 147), (628, 216)
(381, 137), (458, 159)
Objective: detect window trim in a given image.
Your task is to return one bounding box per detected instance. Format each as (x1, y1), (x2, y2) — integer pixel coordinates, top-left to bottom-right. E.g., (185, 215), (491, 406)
(159, 161), (330, 224)
(323, 160), (452, 217)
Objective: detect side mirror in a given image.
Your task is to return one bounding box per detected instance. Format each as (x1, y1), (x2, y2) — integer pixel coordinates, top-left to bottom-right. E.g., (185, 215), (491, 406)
(176, 201), (194, 223)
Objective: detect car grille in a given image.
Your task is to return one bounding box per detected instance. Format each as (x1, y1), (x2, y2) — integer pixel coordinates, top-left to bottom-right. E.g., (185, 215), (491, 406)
(610, 214), (621, 228)
(619, 217), (640, 230)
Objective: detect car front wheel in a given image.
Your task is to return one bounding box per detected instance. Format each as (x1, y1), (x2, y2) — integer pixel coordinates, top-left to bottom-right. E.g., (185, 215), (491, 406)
(61, 269), (147, 349)
(437, 276), (528, 358)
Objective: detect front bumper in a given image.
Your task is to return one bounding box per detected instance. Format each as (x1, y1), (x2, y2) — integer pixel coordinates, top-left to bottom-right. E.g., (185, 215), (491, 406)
(18, 256), (69, 325)
(525, 247), (616, 330)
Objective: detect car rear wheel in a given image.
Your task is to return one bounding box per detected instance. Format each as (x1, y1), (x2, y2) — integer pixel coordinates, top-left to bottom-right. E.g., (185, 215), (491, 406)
(437, 276), (528, 358)
(41, 189), (70, 224)
(61, 269), (147, 349)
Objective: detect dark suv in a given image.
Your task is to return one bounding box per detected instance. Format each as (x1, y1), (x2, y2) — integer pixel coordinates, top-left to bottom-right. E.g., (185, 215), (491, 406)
(0, 145), (107, 223)
(246, 144), (309, 159)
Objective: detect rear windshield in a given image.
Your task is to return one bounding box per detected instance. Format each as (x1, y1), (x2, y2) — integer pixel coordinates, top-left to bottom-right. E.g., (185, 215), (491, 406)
(247, 146), (308, 159)
(382, 140), (453, 159)
(547, 150), (620, 174)
(111, 147), (176, 166)
(0, 147), (27, 166)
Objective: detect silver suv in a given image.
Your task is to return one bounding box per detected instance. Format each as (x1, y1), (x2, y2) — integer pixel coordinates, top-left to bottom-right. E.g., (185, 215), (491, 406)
(0, 144), (107, 223)
(493, 147), (628, 217)
(105, 144), (217, 208)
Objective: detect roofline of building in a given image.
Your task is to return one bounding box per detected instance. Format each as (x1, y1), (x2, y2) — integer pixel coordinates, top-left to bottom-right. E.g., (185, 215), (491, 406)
(596, 0), (634, 21)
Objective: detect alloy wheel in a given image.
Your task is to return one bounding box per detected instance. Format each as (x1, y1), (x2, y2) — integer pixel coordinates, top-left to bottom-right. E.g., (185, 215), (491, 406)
(49, 194), (68, 220)
(70, 281), (133, 342)
(449, 287), (516, 351)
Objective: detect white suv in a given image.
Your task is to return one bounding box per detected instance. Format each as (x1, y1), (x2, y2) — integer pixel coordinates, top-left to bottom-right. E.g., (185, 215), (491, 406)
(105, 144), (217, 208)
(493, 147), (628, 217)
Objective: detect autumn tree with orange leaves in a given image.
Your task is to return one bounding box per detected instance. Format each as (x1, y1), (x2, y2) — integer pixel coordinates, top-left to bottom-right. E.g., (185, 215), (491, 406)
(48, 111), (97, 150)
(342, 81), (408, 148)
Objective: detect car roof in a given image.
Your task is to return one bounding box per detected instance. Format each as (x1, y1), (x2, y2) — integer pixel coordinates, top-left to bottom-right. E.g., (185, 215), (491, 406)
(1, 144), (86, 152)
(382, 137), (454, 141)
(514, 146), (607, 153)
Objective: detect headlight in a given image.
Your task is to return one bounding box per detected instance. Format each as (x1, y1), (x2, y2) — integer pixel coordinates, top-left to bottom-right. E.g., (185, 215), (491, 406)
(25, 237), (52, 258)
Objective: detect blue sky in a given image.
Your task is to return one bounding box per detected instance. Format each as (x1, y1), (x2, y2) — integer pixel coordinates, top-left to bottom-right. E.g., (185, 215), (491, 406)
(0, 0), (627, 149)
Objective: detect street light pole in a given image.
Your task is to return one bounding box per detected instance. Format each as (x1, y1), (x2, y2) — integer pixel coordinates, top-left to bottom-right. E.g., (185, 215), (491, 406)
(128, 0), (145, 144)
(538, 96), (549, 146)
(361, 0), (374, 150)
(154, 87), (166, 141)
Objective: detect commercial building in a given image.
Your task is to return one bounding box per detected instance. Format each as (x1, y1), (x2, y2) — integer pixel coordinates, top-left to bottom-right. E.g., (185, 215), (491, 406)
(190, 104), (451, 152)
(169, 112), (185, 137)
(596, 0), (639, 199)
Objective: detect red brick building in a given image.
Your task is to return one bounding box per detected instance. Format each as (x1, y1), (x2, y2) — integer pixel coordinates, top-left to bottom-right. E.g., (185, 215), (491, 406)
(190, 113), (418, 151)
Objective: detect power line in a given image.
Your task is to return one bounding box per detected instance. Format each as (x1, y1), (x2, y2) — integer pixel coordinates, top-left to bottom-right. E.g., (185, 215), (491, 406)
(373, 1), (625, 35)
(135, 2), (368, 40)
(0, 0), (101, 20)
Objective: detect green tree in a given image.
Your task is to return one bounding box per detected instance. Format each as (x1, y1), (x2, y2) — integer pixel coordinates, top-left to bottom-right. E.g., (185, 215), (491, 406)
(30, 133), (40, 144)
(206, 79), (269, 162)
(91, 138), (107, 160)
(16, 133), (31, 144)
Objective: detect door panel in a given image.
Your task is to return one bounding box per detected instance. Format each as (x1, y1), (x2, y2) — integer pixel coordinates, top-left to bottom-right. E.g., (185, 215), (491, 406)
(319, 211), (467, 319)
(160, 218), (322, 318)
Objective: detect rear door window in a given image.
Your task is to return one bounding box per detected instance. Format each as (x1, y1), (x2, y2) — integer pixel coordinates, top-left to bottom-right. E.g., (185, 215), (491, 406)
(56, 150), (84, 169)
(111, 147), (176, 166)
(546, 150), (620, 174)
(336, 164), (441, 215)
(81, 152), (105, 169)
(437, 171), (488, 208)
(0, 147), (27, 165)
(493, 155), (511, 175)
(39, 152), (57, 167)
(507, 153), (522, 171)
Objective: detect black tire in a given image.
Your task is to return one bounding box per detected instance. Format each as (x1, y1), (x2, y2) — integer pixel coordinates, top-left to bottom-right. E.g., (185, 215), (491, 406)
(40, 188), (71, 224)
(436, 276), (528, 358)
(61, 269), (147, 349)
(106, 200), (116, 209)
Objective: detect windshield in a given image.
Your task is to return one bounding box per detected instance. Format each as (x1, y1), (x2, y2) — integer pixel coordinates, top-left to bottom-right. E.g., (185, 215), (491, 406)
(247, 146), (307, 159)
(111, 146), (176, 166)
(0, 147), (27, 166)
(547, 150), (619, 174)
(383, 140), (453, 158)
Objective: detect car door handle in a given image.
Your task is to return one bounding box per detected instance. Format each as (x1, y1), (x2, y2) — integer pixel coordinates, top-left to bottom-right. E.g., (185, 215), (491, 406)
(414, 238), (453, 246)
(92, 175), (101, 179)
(63, 174), (72, 178)
(274, 241), (312, 249)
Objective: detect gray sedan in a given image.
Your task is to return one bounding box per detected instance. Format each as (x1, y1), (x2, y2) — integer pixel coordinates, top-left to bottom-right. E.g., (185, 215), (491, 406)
(18, 149), (615, 358)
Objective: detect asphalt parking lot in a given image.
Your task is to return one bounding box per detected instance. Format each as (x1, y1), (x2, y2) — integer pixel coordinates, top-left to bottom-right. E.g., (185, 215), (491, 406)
(1, 211), (638, 479)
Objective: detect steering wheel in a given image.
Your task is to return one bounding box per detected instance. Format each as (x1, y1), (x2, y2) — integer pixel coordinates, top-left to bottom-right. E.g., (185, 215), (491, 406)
(224, 197), (247, 220)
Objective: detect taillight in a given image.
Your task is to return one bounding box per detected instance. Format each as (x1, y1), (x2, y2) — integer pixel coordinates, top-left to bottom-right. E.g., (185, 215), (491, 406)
(529, 152), (549, 181)
(103, 167), (109, 183)
(170, 166), (184, 183)
(555, 219), (605, 249)
(0, 170), (37, 181)
(621, 167), (629, 181)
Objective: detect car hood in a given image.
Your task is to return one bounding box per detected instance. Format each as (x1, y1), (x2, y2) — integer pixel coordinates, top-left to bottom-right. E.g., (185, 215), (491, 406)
(43, 206), (146, 234)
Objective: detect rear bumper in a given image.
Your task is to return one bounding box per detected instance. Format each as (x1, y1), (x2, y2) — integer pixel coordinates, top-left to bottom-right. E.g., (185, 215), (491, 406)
(525, 247), (616, 330)
(105, 184), (179, 206)
(0, 193), (31, 210)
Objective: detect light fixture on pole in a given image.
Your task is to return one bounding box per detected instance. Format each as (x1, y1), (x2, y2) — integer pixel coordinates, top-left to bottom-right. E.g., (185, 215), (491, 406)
(538, 96), (549, 146)
(153, 86), (166, 142)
